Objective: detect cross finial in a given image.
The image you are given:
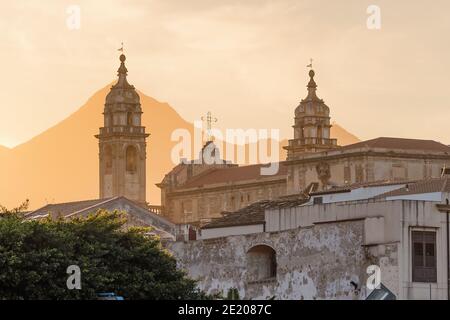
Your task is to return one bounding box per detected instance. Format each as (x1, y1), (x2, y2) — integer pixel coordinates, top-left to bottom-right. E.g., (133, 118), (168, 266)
(201, 111), (218, 142)
(307, 58), (313, 70)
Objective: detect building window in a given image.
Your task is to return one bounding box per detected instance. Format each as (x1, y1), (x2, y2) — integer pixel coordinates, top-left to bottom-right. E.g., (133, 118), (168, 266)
(247, 245), (277, 282)
(317, 125), (323, 140)
(126, 146), (137, 173)
(412, 231), (437, 283)
(127, 112), (133, 126)
(313, 197), (323, 205)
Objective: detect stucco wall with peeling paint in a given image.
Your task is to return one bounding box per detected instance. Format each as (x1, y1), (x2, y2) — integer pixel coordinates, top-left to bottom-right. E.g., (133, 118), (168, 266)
(169, 220), (387, 300)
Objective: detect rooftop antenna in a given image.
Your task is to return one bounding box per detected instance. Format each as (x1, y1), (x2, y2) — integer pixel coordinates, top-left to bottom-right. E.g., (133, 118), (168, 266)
(306, 58), (313, 70)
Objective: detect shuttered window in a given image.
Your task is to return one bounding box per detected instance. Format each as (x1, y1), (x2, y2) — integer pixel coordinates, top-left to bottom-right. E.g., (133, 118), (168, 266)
(412, 231), (437, 283)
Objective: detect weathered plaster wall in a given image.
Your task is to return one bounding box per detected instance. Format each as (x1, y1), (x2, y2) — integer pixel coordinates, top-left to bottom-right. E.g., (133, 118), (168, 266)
(169, 220), (379, 300)
(365, 243), (400, 298)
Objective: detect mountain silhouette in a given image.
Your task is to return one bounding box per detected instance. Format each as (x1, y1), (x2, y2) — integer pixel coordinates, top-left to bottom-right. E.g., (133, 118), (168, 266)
(0, 85), (359, 210)
(0, 145), (9, 156)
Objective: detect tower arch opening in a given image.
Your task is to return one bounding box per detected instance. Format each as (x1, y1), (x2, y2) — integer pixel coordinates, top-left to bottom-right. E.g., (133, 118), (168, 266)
(127, 112), (133, 126)
(247, 245), (277, 282)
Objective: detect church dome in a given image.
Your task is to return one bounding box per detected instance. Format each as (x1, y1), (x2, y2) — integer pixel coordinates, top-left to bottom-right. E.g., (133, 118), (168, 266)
(105, 54), (141, 109)
(105, 87), (140, 105)
(294, 69), (329, 117)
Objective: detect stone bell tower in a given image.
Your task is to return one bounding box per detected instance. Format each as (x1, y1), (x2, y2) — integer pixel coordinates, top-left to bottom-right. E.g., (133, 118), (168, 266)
(96, 54), (149, 204)
(284, 68), (338, 160)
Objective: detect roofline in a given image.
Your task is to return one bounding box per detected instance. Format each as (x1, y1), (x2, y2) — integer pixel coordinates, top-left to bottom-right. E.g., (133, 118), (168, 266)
(202, 221), (265, 230)
(27, 196), (176, 229)
(285, 149), (450, 165)
(116, 196), (176, 228)
(65, 197), (120, 219)
(26, 197), (117, 218)
(310, 180), (414, 197)
(310, 189), (351, 196)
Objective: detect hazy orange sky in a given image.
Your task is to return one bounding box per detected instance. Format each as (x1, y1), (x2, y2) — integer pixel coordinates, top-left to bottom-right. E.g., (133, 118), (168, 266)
(1, 0), (450, 148)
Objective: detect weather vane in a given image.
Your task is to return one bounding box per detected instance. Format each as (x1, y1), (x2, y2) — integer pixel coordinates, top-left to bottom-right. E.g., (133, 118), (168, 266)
(118, 42), (124, 53)
(306, 58), (313, 70)
(201, 111), (218, 142)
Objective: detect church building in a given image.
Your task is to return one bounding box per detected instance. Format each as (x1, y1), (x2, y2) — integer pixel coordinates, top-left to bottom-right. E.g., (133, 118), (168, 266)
(26, 54), (175, 239)
(96, 54), (149, 205)
(159, 68), (450, 226)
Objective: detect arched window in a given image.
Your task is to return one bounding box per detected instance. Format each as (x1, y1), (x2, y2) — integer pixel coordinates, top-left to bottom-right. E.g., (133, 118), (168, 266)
(317, 125), (323, 141)
(247, 245), (277, 282)
(126, 146), (137, 173)
(127, 112), (133, 126)
(109, 113), (114, 127)
(105, 146), (113, 174)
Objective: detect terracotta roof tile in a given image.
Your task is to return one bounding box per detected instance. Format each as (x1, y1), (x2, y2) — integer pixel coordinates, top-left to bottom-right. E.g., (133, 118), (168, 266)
(340, 137), (450, 153)
(181, 163), (287, 189)
(26, 198), (115, 219)
(202, 197), (308, 229)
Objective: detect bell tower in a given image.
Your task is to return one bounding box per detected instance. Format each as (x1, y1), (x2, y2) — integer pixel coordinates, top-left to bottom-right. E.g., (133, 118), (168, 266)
(96, 54), (149, 204)
(284, 68), (338, 160)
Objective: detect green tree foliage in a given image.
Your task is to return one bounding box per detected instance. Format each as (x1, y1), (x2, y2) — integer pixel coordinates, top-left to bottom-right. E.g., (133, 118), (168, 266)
(226, 288), (240, 300)
(0, 205), (207, 300)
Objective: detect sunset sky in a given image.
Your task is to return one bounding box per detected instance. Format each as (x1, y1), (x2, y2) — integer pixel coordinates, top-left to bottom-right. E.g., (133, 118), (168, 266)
(1, 0), (450, 148)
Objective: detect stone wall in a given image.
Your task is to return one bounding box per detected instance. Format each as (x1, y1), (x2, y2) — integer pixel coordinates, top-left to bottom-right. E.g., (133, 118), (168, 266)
(365, 243), (400, 298)
(169, 220), (383, 300)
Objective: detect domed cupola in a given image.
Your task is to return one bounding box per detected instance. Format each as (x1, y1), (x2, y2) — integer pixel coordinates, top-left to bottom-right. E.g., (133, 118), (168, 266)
(295, 70), (330, 118)
(285, 67), (338, 160)
(105, 54), (141, 111)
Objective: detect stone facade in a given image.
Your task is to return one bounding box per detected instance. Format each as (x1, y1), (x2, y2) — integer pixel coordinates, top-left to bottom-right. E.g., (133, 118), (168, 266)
(96, 54), (149, 204)
(284, 69), (338, 159)
(286, 141), (450, 193)
(161, 170), (286, 225)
